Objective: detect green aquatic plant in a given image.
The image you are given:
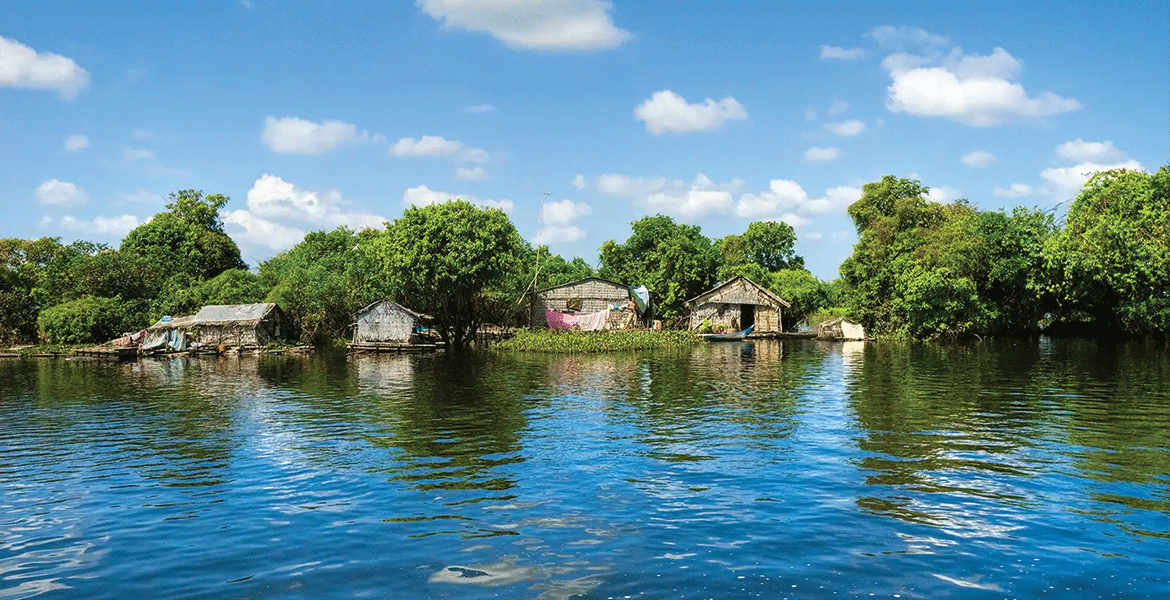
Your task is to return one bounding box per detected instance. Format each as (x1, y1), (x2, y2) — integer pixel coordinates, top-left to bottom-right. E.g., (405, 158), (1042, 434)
(496, 329), (702, 353)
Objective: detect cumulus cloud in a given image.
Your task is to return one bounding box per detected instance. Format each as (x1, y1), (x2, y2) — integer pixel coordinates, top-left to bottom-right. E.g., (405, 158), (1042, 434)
(820, 45), (865, 60)
(1037, 139), (1144, 201)
(882, 45), (1080, 126)
(993, 183), (1033, 198)
(538, 199), (592, 244)
(455, 166), (489, 181)
(418, 0), (630, 51)
(63, 134), (90, 152)
(572, 174), (586, 189)
(593, 173), (739, 219)
(261, 116), (376, 154)
(1041, 160), (1143, 201)
(36, 179), (87, 206)
(803, 147), (840, 162)
(961, 150), (995, 167)
(735, 181), (860, 219)
(1055, 138), (1125, 163)
(926, 185), (962, 203)
(634, 90), (748, 134)
(0, 36), (89, 100)
(825, 120), (865, 136)
(402, 185), (514, 214)
(392, 135), (490, 163)
(222, 175), (387, 252)
(55, 214), (140, 238)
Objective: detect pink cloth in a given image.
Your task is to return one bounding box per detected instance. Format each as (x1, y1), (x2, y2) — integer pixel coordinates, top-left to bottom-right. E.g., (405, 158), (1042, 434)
(545, 309), (578, 331)
(576, 308), (610, 331)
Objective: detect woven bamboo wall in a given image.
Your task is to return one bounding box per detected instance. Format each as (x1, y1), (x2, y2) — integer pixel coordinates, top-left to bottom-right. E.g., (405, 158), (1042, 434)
(354, 302), (416, 343)
(532, 279), (631, 328)
(687, 278), (784, 332)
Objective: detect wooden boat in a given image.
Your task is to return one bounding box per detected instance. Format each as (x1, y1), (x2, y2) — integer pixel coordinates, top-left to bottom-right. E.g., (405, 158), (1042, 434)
(700, 324), (754, 341)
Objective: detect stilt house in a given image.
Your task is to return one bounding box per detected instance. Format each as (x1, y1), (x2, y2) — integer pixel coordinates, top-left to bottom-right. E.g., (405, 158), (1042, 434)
(142, 303), (288, 351)
(686, 275), (790, 333)
(531, 277), (642, 330)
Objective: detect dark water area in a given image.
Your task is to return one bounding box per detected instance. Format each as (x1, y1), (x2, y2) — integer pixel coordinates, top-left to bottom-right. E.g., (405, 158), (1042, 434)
(1, 339), (1167, 599)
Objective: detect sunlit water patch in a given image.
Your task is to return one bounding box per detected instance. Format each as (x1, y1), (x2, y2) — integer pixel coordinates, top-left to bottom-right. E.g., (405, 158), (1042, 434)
(1, 339), (1167, 599)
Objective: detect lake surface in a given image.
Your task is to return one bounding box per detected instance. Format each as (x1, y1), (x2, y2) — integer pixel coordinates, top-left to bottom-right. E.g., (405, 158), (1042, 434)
(1, 339), (1167, 599)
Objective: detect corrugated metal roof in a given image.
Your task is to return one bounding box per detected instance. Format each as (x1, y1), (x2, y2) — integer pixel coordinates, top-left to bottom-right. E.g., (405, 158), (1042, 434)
(192, 303), (276, 322)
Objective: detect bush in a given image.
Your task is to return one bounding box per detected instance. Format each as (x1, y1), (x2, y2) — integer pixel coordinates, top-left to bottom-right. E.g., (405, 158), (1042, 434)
(497, 329), (702, 352)
(37, 296), (129, 344)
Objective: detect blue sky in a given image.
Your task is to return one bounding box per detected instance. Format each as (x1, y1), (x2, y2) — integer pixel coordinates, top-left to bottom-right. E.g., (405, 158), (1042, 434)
(4, 1), (1168, 280)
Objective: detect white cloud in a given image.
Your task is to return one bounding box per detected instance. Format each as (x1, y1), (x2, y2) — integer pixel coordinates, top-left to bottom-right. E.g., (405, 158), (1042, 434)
(961, 150), (995, 167)
(542, 199), (592, 224)
(820, 45), (865, 60)
(538, 199), (592, 244)
(131, 129), (156, 141)
(993, 183), (1033, 198)
(121, 191), (162, 204)
(594, 173), (739, 220)
(827, 99), (849, 116)
(418, 0), (630, 51)
(883, 46), (1081, 126)
(222, 175), (387, 253)
(455, 166), (489, 181)
(36, 179), (87, 206)
(572, 174), (586, 189)
(825, 120), (865, 136)
(634, 90), (748, 134)
(63, 134), (90, 152)
(240, 0), (254, 10)
(0, 36), (89, 100)
(735, 181), (860, 219)
(261, 116), (375, 155)
(402, 185), (514, 214)
(392, 135), (490, 163)
(803, 147), (840, 162)
(122, 148), (156, 162)
(868, 25), (948, 50)
(1055, 138), (1125, 163)
(1041, 160), (1143, 201)
(56, 214), (140, 238)
(465, 103), (496, 114)
(927, 185), (962, 203)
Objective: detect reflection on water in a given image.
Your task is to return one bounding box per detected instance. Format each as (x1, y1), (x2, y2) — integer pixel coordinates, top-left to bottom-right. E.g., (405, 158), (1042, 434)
(1, 339), (1167, 599)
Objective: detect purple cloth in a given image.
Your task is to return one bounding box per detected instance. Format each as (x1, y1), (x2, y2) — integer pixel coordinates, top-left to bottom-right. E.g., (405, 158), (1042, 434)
(545, 310), (578, 331)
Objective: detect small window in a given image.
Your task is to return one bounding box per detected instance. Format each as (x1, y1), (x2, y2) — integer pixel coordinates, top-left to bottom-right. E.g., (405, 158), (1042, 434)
(566, 297), (582, 311)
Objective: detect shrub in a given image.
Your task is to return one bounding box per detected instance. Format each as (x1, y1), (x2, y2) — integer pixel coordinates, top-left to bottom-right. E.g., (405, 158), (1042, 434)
(37, 296), (129, 344)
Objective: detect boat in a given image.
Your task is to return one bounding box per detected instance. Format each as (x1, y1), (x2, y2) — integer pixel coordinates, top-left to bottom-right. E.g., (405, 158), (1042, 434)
(700, 324), (754, 341)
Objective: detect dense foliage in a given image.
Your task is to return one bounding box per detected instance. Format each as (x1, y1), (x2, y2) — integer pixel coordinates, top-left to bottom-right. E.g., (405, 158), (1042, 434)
(838, 168), (1168, 340)
(373, 200), (528, 348)
(37, 295), (132, 345)
(497, 329), (702, 352)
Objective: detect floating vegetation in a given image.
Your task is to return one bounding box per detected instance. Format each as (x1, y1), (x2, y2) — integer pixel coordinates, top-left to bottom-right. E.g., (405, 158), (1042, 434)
(496, 329), (702, 353)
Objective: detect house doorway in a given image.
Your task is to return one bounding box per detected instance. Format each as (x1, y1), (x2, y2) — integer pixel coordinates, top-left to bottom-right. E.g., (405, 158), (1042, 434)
(740, 304), (755, 330)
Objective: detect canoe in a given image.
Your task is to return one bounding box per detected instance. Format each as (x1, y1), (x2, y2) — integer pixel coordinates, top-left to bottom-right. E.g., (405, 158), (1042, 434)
(701, 324), (754, 341)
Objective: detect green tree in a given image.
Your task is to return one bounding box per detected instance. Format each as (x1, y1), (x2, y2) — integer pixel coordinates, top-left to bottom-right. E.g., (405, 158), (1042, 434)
(37, 295), (130, 345)
(373, 201), (526, 347)
(742, 220), (803, 271)
(1044, 166), (1170, 334)
(121, 190), (245, 280)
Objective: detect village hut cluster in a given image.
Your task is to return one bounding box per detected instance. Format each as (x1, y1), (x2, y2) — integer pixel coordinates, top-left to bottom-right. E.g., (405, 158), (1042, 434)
(74, 274), (866, 359)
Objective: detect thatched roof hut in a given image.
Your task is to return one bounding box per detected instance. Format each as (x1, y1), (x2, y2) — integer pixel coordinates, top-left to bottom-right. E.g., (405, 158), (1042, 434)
(531, 277), (644, 330)
(686, 275), (790, 333)
(352, 301), (423, 345)
(143, 303), (288, 351)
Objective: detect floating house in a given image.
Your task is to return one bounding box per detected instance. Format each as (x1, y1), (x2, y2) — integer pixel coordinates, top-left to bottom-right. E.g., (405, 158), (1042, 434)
(816, 317), (866, 341)
(531, 277), (646, 330)
(142, 303), (288, 352)
(351, 301), (425, 347)
(686, 275), (790, 333)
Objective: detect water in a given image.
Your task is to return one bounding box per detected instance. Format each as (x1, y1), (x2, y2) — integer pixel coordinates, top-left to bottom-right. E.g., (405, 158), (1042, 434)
(1, 339), (1167, 599)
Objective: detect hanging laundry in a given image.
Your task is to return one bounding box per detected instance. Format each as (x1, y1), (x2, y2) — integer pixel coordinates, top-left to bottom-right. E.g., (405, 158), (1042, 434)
(545, 309), (578, 331)
(576, 308), (610, 331)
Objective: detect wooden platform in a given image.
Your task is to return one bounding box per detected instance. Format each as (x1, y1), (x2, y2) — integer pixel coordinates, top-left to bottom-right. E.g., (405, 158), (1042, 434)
(347, 342), (439, 353)
(75, 347), (139, 359)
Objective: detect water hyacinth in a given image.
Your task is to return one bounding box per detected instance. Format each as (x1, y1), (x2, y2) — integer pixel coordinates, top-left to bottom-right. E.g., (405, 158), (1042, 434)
(496, 329), (702, 352)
